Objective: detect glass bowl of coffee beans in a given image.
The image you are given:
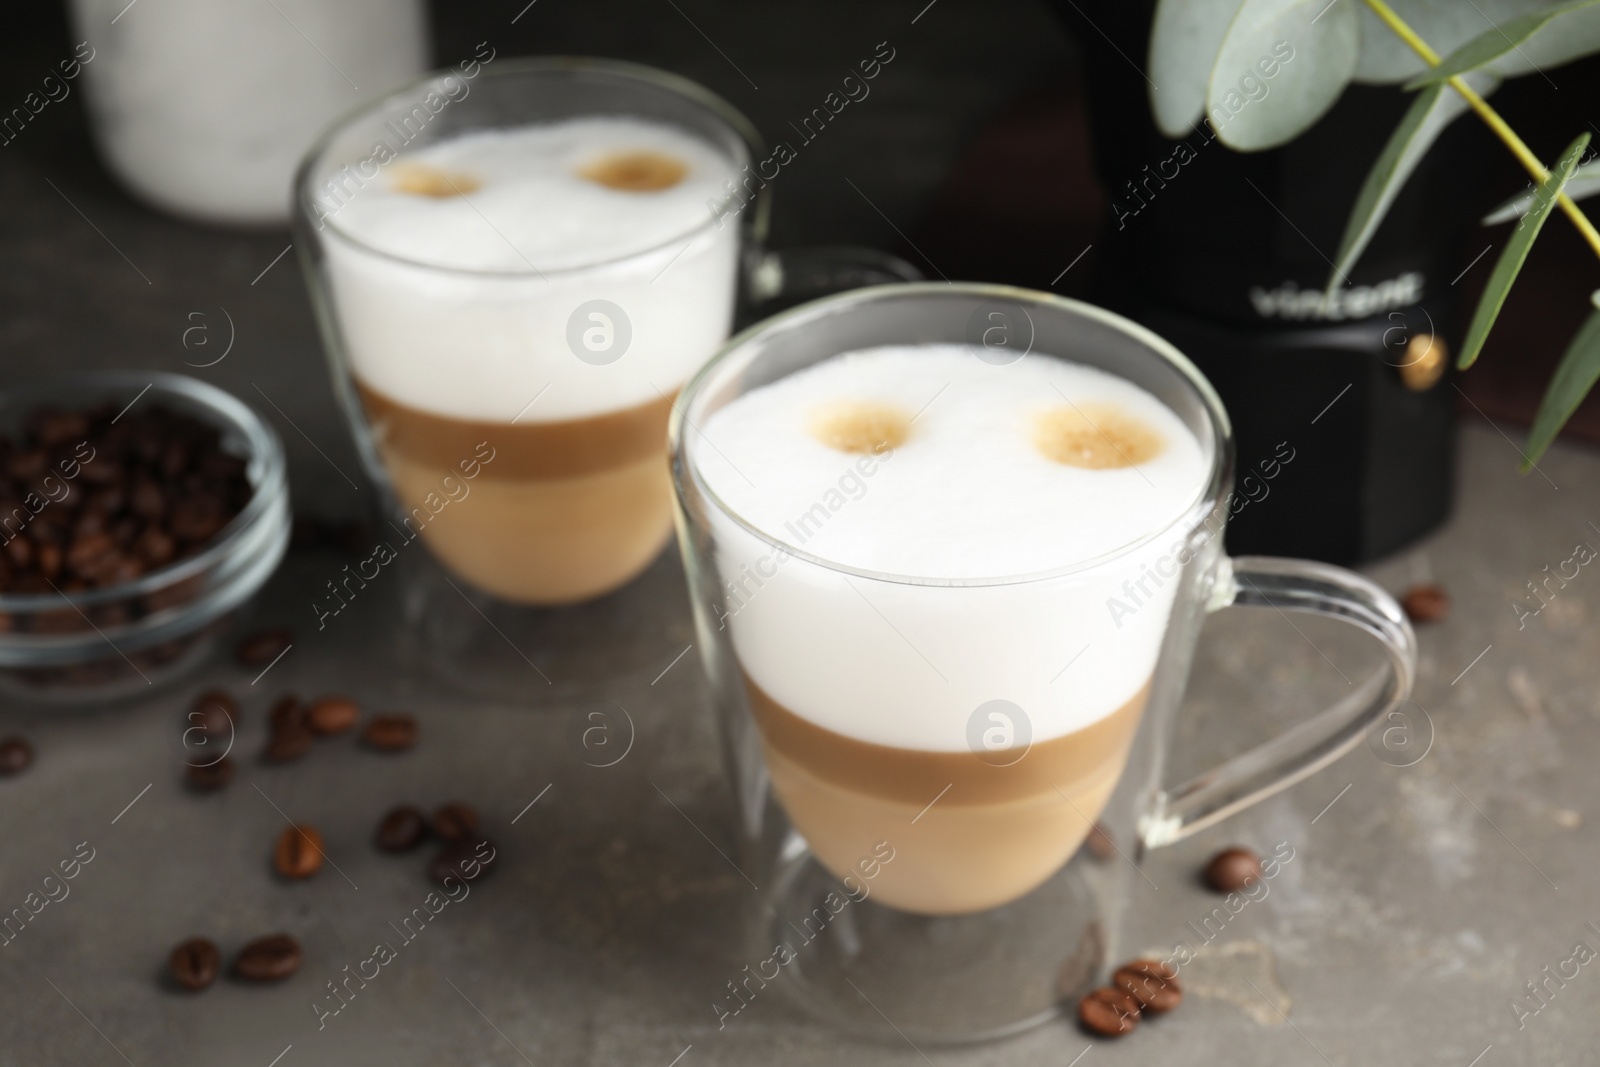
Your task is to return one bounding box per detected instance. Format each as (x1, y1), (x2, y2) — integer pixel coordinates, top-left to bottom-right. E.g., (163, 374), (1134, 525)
(0, 371), (289, 699)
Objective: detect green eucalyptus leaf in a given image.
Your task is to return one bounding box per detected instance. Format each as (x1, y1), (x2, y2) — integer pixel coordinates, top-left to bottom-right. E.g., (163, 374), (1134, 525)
(1354, 0), (1556, 84)
(1326, 71), (1498, 292)
(1406, 0), (1600, 87)
(1483, 159), (1600, 224)
(1208, 0), (1360, 151)
(1523, 308), (1600, 466)
(1150, 0), (1247, 137)
(1458, 132), (1590, 370)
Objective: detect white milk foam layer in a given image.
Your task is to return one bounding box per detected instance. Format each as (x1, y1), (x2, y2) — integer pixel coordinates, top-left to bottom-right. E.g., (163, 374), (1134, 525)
(695, 345), (1212, 751)
(323, 118), (740, 422)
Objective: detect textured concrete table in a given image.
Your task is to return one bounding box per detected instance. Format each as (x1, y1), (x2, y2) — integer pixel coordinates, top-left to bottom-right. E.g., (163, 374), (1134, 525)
(5, 3), (1600, 1065)
(5, 422), (1599, 1067)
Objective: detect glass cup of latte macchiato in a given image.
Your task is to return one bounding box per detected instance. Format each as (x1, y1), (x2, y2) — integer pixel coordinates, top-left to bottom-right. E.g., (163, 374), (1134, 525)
(670, 283), (1417, 1042)
(294, 59), (915, 623)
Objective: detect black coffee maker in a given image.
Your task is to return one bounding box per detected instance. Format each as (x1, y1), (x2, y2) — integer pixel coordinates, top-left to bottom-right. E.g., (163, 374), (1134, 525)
(1051, 1), (1482, 564)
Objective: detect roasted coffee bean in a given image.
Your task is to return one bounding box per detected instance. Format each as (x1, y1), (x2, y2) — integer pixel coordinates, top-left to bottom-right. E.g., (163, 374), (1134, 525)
(33, 409), (88, 448)
(263, 720), (314, 763)
(432, 801), (479, 843)
(1114, 960), (1182, 1014)
(5, 536), (32, 569)
(0, 736), (33, 776)
(233, 934), (302, 981)
(376, 805), (429, 852)
(168, 937), (220, 991)
(1203, 847), (1263, 893)
(66, 532), (116, 575)
(268, 694), (307, 731)
(170, 496), (227, 542)
(185, 756), (234, 792)
(1078, 986), (1141, 1037)
(1401, 583), (1450, 623)
(429, 837), (498, 886)
(307, 696), (359, 736)
(189, 689), (238, 739)
(236, 627), (292, 667)
(134, 526), (176, 567)
(35, 540), (62, 579)
(363, 714), (417, 752)
(7, 449), (47, 481)
(129, 477), (165, 520)
(1084, 822), (1115, 861)
(274, 824), (325, 879)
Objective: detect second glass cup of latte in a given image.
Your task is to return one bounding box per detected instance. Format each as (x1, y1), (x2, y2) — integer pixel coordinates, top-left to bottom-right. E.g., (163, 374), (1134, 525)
(672, 283), (1417, 1042)
(295, 58), (912, 681)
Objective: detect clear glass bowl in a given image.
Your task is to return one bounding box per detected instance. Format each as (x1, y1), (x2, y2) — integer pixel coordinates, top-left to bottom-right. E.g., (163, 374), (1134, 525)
(0, 372), (290, 700)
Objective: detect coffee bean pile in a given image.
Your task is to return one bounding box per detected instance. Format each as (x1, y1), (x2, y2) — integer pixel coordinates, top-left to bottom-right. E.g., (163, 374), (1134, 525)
(0, 403), (250, 602)
(1077, 959), (1183, 1037)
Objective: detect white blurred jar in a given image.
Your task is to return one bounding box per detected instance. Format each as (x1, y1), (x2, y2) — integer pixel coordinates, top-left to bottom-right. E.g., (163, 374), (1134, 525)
(68, 0), (428, 227)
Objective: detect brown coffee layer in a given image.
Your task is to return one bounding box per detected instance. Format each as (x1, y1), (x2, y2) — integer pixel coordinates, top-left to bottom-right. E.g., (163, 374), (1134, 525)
(355, 380), (675, 482)
(744, 673), (1148, 807)
(380, 442), (674, 605)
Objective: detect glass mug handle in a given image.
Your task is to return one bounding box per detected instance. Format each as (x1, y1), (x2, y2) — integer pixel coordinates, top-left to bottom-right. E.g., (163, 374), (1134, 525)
(1138, 555), (1418, 848)
(741, 246), (923, 317)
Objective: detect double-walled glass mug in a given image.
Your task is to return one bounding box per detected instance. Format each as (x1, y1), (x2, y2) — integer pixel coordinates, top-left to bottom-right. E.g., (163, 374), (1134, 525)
(669, 283), (1416, 1042)
(293, 59), (914, 688)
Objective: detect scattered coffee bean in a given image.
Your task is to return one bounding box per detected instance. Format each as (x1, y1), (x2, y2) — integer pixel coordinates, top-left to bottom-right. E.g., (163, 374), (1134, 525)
(168, 937), (220, 991)
(1084, 822), (1115, 861)
(307, 695), (359, 736)
(376, 805), (429, 852)
(1203, 846), (1263, 893)
(0, 736), (33, 776)
(363, 714), (417, 752)
(273, 823), (325, 879)
(188, 690), (238, 739)
(185, 756), (234, 792)
(1113, 959), (1182, 1014)
(1401, 583), (1450, 623)
(432, 801), (479, 842)
(233, 933), (302, 981)
(268, 694), (307, 731)
(429, 837), (497, 886)
(263, 719), (313, 763)
(1078, 986), (1141, 1037)
(236, 627), (292, 668)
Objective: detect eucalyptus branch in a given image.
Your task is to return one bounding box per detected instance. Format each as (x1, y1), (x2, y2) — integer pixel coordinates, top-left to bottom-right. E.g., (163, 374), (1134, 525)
(1361, 0), (1600, 261)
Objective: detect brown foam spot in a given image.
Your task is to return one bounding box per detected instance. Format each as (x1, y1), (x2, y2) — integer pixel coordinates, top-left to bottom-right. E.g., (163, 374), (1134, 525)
(578, 151), (689, 192)
(1033, 403), (1163, 469)
(391, 163), (482, 198)
(807, 401), (911, 455)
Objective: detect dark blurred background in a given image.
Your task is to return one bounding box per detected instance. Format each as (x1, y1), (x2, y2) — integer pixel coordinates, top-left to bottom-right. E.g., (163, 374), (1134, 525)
(4, 0), (1599, 530)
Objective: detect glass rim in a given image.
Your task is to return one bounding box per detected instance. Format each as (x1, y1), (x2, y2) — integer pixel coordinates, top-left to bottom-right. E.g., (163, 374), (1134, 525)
(670, 282), (1237, 589)
(293, 55), (762, 280)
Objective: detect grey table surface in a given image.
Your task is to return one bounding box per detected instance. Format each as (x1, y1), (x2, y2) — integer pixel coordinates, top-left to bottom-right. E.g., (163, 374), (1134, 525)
(6, 420), (1600, 1067)
(5, 4), (1600, 1065)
